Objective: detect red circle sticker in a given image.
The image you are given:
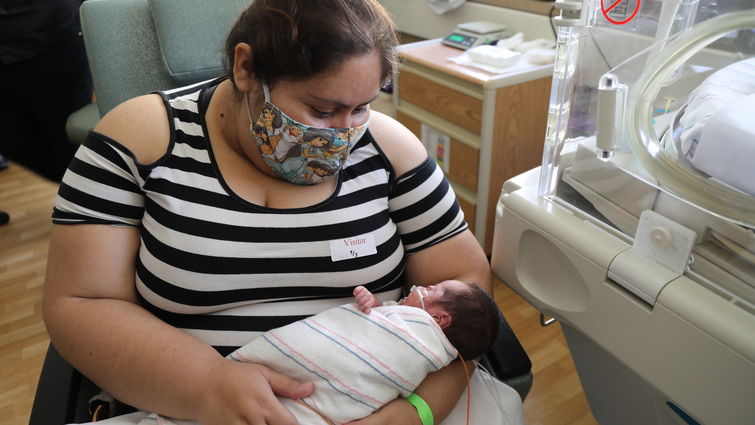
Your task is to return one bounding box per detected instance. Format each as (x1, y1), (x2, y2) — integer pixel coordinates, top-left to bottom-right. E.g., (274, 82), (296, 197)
(601, 0), (641, 25)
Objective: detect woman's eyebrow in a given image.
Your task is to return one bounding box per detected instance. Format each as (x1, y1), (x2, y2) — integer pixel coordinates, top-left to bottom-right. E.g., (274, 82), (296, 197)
(310, 93), (380, 108)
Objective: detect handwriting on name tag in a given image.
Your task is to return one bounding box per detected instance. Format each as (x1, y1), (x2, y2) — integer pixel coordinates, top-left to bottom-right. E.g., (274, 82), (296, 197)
(330, 234), (377, 261)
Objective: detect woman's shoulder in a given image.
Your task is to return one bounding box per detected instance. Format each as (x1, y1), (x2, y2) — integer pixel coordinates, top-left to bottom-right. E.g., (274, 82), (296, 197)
(93, 93), (171, 165)
(368, 110), (428, 176)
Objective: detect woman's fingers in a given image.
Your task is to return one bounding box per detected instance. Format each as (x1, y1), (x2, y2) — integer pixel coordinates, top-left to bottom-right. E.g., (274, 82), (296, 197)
(265, 367), (315, 399)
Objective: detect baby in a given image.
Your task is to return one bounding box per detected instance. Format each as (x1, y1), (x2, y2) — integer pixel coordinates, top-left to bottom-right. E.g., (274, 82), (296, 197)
(137, 281), (501, 425)
(353, 280), (500, 360)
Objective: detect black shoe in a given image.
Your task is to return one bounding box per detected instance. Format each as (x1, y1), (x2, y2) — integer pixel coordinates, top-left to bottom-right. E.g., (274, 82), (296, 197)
(0, 211), (9, 225)
(0, 154), (8, 171)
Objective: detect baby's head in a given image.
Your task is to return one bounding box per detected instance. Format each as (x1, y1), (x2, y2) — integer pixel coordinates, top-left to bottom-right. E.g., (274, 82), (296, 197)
(401, 280), (500, 359)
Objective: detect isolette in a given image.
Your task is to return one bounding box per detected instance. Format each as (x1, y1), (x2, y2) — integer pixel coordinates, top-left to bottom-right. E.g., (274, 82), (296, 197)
(490, 1), (755, 424)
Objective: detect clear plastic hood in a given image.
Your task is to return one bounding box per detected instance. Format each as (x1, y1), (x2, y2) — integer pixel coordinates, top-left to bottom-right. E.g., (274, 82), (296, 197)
(541, 0), (755, 308)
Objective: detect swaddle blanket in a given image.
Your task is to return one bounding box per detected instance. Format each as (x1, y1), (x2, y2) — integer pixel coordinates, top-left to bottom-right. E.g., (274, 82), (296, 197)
(139, 303), (458, 425)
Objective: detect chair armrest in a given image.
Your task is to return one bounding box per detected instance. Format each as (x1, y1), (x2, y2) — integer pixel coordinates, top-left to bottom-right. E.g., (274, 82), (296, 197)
(29, 344), (99, 425)
(478, 308), (533, 400)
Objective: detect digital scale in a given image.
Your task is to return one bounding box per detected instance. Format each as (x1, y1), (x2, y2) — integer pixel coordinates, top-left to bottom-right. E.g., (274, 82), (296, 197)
(441, 21), (510, 50)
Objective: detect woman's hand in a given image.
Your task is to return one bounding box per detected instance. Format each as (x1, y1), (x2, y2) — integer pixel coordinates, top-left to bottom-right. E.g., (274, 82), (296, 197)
(344, 398), (422, 425)
(196, 358), (314, 425)
(353, 286), (381, 313)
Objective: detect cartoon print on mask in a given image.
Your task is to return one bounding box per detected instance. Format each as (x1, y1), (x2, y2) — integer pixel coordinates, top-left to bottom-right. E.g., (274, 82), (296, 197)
(257, 105), (282, 133)
(276, 151), (308, 182)
(326, 129), (352, 158)
(306, 160), (338, 183)
(254, 130), (275, 155)
(302, 128), (335, 161)
(245, 82), (369, 185)
(271, 125), (305, 162)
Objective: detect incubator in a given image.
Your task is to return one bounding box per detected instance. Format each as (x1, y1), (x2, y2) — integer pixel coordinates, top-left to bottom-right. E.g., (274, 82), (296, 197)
(490, 1), (755, 424)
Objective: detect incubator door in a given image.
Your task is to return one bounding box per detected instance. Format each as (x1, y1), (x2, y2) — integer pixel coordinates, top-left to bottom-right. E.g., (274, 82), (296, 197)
(491, 2), (755, 424)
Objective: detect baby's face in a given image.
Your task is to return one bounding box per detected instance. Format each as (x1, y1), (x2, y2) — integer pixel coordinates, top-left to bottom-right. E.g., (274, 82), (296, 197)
(400, 280), (468, 309)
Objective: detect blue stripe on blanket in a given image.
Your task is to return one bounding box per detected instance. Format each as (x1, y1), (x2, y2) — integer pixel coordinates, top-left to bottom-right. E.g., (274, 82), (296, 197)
(302, 320), (414, 393)
(261, 334), (378, 410)
(405, 319), (457, 359)
(337, 306), (441, 369)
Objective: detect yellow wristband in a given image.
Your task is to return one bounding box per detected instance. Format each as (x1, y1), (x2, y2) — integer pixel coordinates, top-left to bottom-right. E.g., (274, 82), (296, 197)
(405, 393), (434, 425)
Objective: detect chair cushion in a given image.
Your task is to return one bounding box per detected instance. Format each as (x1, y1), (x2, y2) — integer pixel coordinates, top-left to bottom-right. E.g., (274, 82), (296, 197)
(65, 102), (101, 145)
(148, 0), (248, 85)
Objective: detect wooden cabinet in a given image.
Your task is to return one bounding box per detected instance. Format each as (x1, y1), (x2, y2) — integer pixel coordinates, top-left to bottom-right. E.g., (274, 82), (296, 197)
(394, 40), (552, 254)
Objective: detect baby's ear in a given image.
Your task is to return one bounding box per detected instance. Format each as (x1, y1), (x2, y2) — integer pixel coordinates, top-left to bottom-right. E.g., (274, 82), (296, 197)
(432, 311), (452, 330)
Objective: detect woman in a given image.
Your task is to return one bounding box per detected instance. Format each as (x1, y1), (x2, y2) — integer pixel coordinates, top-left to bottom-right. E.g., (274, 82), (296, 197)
(43, 1), (494, 424)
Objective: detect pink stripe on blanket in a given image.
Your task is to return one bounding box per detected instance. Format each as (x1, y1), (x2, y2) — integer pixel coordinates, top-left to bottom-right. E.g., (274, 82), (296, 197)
(393, 311), (457, 355)
(361, 307), (446, 367)
(309, 318), (419, 389)
(267, 330), (386, 406)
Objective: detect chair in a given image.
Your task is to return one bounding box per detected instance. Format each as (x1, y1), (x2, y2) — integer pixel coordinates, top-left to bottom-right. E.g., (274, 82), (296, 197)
(64, 0), (248, 143)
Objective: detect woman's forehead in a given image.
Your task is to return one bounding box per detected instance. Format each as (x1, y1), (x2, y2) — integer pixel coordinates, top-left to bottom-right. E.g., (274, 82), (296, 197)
(276, 53), (382, 106)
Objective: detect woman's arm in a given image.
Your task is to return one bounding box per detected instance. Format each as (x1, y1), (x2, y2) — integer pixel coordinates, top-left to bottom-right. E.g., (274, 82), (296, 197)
(43, 96), (312, 425)
(352, 112), (492, 424)
(368, 110), (492, 291)
(44, 225), (312, 424)
(403, 231), (492, 292)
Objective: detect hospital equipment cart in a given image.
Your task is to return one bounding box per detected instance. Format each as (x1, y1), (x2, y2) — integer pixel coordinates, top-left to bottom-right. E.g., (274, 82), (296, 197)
(393, 39), (553, 254)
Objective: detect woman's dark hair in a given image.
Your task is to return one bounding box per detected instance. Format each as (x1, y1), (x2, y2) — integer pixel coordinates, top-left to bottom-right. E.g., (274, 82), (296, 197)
(436, 284), (500, 360)
(225, 0), (399, 89)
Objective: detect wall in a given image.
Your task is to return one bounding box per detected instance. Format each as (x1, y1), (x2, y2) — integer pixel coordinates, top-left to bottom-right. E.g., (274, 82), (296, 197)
(379, 0), (555, 42)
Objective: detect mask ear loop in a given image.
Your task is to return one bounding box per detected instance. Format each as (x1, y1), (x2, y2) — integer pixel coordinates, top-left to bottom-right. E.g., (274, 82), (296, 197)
(243, 93), (255, 134)
(457, 353), (471, 425)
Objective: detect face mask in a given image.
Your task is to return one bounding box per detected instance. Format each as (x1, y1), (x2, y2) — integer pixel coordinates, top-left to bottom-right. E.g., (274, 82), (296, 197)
(245, 83), (369, 185)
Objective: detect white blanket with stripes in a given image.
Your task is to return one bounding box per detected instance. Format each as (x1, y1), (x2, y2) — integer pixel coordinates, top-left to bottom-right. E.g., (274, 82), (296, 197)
(141, 303), (458, 425)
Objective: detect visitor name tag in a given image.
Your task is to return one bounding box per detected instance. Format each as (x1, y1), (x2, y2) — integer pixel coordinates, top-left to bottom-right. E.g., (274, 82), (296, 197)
(330, 234), (377, 261)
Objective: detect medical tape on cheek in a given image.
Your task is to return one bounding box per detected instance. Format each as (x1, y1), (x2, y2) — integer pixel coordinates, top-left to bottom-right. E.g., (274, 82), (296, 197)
(410, 285), (428, 310)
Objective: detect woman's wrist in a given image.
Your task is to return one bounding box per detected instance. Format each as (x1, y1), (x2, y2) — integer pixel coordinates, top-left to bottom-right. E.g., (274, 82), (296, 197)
(405, 393), (434, 425)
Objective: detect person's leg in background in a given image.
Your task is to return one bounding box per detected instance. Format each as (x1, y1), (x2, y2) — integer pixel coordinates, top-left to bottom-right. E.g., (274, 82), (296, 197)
(0, 23), (92, 182)
(0, 153), (8, 225)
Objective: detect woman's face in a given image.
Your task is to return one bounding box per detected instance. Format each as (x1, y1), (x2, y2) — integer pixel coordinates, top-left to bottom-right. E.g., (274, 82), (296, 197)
(264, 51), (382, 129)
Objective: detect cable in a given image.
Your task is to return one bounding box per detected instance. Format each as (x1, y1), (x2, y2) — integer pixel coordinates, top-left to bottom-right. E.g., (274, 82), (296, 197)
(457, 354), (472, 425)
(549, 6), (557, 40)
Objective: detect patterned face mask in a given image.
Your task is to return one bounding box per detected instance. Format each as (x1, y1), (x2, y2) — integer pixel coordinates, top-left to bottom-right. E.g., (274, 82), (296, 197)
(245, 83), (369, 185)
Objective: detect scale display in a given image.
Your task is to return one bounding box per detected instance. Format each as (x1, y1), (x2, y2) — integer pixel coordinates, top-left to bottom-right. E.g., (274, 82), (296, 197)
(441, 21), (509, 50)
(442, 32), (478, 49)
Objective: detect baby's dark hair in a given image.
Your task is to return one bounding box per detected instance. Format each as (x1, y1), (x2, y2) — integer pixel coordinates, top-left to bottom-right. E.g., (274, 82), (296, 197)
(435, 283), (500, 360)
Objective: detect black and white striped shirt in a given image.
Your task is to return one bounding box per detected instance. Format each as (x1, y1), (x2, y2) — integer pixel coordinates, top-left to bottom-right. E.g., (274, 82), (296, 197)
(53, 78), (467, 355)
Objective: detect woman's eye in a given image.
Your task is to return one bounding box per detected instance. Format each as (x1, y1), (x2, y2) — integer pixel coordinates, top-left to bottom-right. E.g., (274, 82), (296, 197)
(311, 108), (332, 118)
